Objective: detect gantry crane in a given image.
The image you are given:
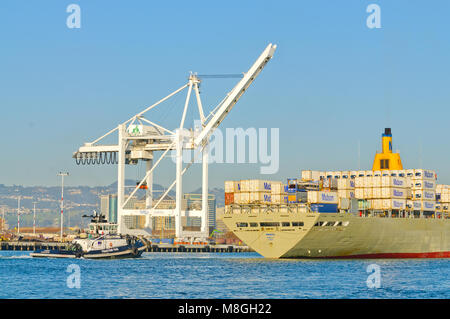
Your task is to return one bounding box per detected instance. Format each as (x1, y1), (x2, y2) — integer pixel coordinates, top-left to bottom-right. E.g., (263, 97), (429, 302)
(73, 43), (277, 240)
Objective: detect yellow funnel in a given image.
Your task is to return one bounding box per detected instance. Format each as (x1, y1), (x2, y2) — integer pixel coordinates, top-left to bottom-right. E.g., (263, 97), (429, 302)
(372, 128), (403, 170)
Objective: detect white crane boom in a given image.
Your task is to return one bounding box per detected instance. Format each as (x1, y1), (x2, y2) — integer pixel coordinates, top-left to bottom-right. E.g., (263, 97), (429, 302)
(194, 43), (277, 146)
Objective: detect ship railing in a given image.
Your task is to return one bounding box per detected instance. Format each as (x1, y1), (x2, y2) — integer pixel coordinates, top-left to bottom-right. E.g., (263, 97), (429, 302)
(354, 209), (450, 219)
(225, 203), (310, 215)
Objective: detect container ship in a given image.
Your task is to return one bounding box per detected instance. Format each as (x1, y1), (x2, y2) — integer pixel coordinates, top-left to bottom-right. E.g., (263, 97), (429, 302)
(222, 128), (450, 258)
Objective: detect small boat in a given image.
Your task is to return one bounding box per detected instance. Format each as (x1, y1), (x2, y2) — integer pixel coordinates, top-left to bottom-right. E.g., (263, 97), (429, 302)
(31, 211), (148, 259)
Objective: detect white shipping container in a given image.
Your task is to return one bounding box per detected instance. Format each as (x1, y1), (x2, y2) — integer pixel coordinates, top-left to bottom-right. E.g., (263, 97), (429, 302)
(236, 192), (251, 204)
(338, 197), (350, 209)
(372, 176), (382, 187)
(271, 181), (281, 193)
(301, 170), (312, 181)
(382, 199), (406, 210)
(412, 200), (436, 211)
(422, 201), (436, 211)
(364, 187), (373, 199)
(338, 189), (355, 199)
(312, 171), (321, 181)
(272, 194), (288, 204)
(249, 180), (272, 192)
(381, 176), (407, 188)
(373, 170), (381, 177)
(412, 200), (421, 210)
(372, 199), (383, 210)
(234, 192), (240, 204)
(355, 188), (365, 199)
(405, 169), (415, 178)
(271, 182), (287, 195)
(355, 177), (365, 188)
(307, 191), (338, 204)
(406, 177), (413, 188)
(389, 170), (399, 177)
(341, 171), (350, 179)
(250, 192), (271, 203)
(225, 181), (234, 193)
(364, 170), (373, 177)
(381, 170), (390, 176)
(337, 179), (355, 190)
(412, 179), (436, 191)
(381, 187), (407, 199)
(373, 187), (382, 198)
(240, 180), (250, 192)
(413, 190), (436, 201)
(413, 169), (436, 181)
(364, 176), (373, 187)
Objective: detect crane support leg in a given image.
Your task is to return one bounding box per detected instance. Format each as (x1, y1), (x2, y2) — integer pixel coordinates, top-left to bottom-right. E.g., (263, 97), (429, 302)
(117, 124), (126, 234)
(146, 158), (153, 209)
(201, 143), (209, 237)
(175, 131), (183, 238)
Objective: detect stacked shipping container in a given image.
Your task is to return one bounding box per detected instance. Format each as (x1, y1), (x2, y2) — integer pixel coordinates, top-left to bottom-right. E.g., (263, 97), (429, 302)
(300, 169), (438, 212)
(271, 181), (288, 204)
(225, 180), (273, 205)
(436, 185), (450, 213)
(224, 169), (441, 214)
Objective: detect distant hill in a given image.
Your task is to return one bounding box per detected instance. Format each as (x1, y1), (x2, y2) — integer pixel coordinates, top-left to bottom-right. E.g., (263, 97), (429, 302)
(0, 181), (224, 228)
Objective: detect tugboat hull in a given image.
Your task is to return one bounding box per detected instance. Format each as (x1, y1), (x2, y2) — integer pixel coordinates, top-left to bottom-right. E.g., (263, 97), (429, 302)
(81, 245), (146, 259)
(30, 239), (146, 259)
(30, 249), (80, 259)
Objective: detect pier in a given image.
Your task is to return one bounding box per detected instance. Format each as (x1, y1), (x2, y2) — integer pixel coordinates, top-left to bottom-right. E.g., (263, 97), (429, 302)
(0, 241), (252, 253)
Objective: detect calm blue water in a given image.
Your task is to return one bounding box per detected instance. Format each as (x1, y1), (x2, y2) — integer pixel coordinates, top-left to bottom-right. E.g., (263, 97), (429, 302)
(0, 251), (448, 299)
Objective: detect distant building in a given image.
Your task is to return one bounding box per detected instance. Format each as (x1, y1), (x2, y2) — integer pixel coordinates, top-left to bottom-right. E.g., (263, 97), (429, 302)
(123, 215), (146, 229)
(183, 193), (216, 233)
(100, 194), (118, 224)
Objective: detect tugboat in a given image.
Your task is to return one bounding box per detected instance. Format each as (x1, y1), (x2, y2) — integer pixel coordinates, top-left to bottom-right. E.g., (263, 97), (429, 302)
(31, 211), (148, 259)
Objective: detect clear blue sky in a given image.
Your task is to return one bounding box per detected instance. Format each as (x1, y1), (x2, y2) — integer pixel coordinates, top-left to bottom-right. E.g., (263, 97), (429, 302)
(0, 0), (449, 190)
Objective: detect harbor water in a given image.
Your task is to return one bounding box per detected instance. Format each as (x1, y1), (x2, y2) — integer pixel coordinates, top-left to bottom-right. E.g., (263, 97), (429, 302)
(0, 251), (448, 299)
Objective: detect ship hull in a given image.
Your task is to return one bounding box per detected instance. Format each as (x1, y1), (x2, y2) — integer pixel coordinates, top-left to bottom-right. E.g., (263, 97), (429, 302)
(222, 209), (450, 259)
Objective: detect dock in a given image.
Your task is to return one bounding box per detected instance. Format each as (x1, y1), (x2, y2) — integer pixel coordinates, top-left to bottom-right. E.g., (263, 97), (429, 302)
(0, 241), (252, 253)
